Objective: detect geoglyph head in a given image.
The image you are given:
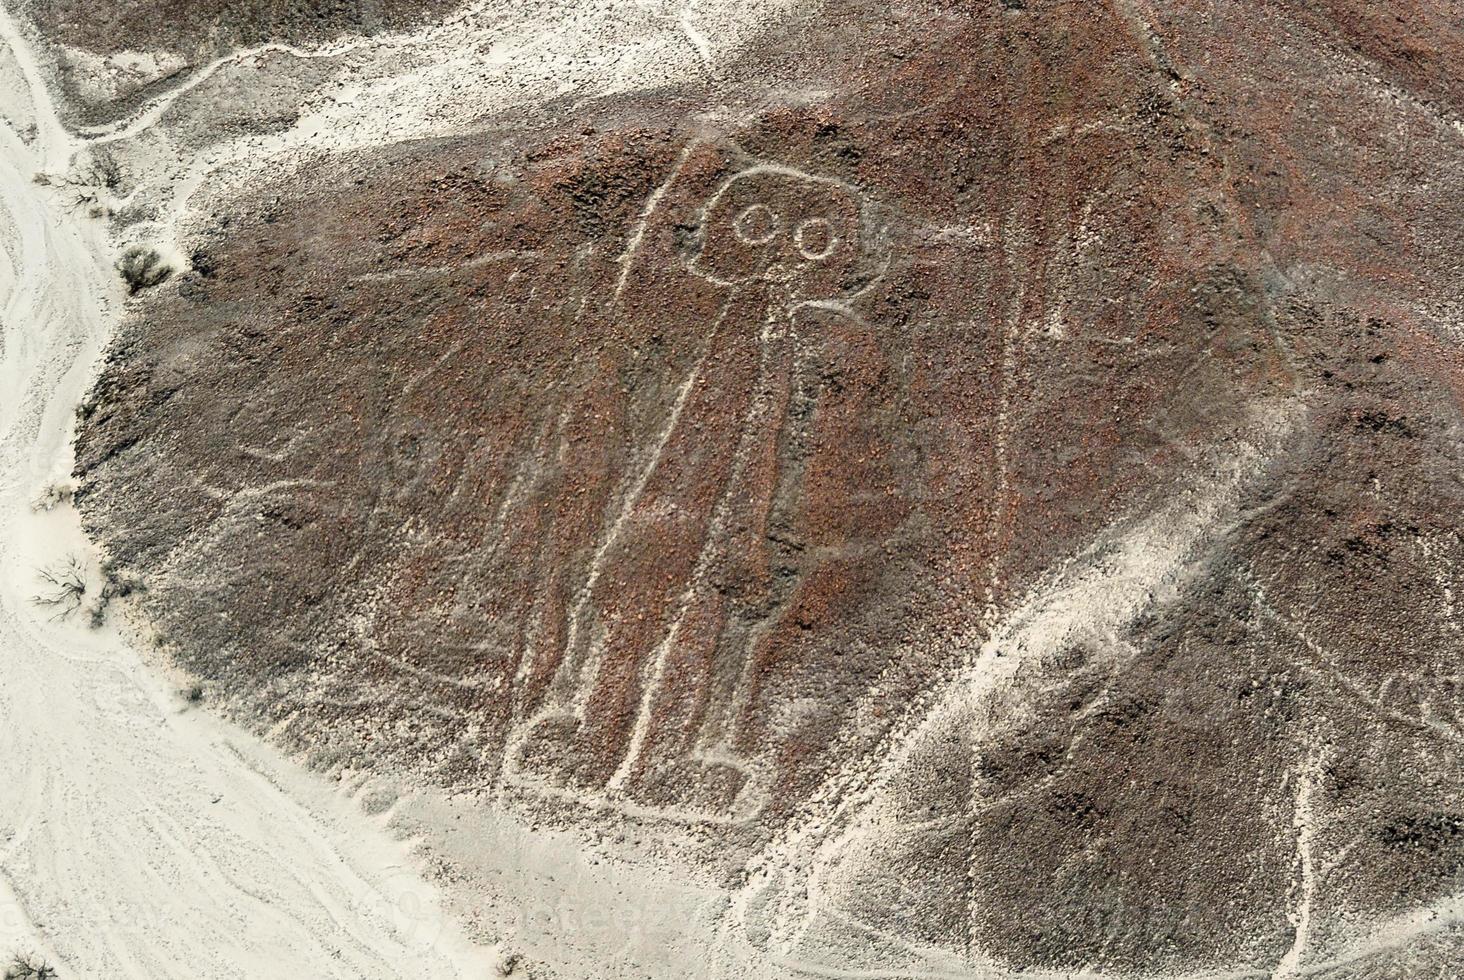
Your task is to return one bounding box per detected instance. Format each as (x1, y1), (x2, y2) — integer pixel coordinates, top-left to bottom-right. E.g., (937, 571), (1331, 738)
(690, 165), (884, 300)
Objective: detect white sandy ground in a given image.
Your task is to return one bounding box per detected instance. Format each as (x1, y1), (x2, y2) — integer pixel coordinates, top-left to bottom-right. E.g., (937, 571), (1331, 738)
(1, 0), (1463, 975)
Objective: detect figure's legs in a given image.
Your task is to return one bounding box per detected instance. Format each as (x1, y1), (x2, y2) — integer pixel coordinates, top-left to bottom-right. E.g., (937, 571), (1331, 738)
(613, 295), (801, 817)
(692, 305), (899, 799)
(506, 296), (762, 793)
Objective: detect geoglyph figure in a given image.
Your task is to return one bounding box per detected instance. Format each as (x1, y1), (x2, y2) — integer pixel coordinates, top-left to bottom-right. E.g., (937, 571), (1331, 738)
(504, 162), (889, 822)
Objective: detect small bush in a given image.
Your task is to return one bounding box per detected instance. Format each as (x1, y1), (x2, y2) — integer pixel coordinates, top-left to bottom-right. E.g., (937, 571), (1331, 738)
(117, 246), (173, 294)
(5, 952), (59, 979)
(30, 482), (73, 513)
(88, 150), (122, 192)
(31, 557), (87, 621)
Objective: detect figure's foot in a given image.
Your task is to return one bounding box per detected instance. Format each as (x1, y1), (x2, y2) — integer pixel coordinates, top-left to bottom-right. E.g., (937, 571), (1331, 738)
(627, 752), (766, 823)
(507, 716), (764, 822)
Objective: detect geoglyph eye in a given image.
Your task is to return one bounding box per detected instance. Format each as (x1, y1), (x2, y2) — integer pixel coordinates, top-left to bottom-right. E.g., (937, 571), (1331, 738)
(794, 217), (838, 261)
(734, 204), (780, 245)
(690, 166), (878, 288)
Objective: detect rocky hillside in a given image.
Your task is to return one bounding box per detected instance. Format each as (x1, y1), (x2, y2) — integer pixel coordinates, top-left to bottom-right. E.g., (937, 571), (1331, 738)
(48, 0), (1464, 975)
